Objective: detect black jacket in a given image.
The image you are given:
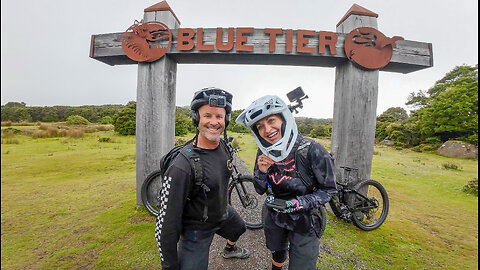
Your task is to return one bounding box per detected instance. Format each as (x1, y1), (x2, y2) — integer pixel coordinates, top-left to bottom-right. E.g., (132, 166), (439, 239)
(253, 135), (337, 233)
(155, 140), (233, 270)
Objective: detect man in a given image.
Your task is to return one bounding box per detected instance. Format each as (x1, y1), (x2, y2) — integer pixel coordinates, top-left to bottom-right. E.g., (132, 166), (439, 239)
(155, 87), (250, 270)
(236, 95), (337, 270)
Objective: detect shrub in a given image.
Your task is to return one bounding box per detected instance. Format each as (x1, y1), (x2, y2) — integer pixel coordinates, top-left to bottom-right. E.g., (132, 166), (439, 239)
(99, 116), (113, 125)
(1, 128), (21, 137)
(1, 121), (12, 126)
(58, 129), (68, 137)
(113, 107), (136, 136)
(424, 137), (442, 144)
(84, 126), (98, 133)
(96, 125), (114, 132)
(412, 144), (438, 152)
(67, 129), (84, 138)
(98, 137), (117, 143)
(32, 130), (50, 138)
(442, 163), (462, 171)
(66, 115), (90, 125)
(231, 137), (241, 148)
(175, 120), (189, 136)
(32, 126), (60, 138)
(463, 178), (478, 196)
(175, 138), (187, 146)
(465, 134), (478, 147)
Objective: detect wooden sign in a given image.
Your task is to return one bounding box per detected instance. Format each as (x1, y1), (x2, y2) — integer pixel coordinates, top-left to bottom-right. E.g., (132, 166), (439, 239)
(89, 1), (433, 205)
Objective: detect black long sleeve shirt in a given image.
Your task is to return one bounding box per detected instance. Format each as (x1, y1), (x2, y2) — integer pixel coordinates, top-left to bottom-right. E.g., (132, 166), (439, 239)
(154, 141), (233, 270)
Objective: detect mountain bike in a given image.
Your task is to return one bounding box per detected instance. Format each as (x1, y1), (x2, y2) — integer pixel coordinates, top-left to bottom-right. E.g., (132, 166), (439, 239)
(140, 141), (266, 230)
(227, 160), (265, 230)
(328, 166), (389, 231)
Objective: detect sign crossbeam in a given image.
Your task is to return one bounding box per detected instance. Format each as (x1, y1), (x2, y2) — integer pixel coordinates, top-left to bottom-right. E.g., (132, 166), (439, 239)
(90, 28), (432, 73)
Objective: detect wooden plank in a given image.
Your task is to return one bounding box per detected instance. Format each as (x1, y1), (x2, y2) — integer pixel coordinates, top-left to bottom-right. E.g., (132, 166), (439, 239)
(89, 28), (433, 73)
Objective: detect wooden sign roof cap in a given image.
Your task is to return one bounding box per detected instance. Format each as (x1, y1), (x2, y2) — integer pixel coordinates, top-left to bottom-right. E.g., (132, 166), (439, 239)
(336, 4), (378, 27)
(144, 1), (181, 25)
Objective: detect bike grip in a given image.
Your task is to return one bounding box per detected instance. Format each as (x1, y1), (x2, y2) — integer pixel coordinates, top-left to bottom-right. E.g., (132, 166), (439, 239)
(265, 198), (288, 210)
(237, 174), (254, 182)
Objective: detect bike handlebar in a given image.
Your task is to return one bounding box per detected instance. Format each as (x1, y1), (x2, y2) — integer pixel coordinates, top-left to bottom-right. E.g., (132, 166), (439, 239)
(340, 166), (358, 171)
(235, 174), (254, 182)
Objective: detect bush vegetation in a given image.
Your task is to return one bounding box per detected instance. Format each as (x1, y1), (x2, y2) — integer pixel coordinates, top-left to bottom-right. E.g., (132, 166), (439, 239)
(66, 115), (90, 125)
(463, 178), (478, 196)
(2, 65), (477, 151)
(376, 65), (478, 149)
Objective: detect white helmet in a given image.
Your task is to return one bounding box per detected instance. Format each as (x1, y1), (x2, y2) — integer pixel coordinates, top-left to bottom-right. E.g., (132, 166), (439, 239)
(236, 95), (298, 162)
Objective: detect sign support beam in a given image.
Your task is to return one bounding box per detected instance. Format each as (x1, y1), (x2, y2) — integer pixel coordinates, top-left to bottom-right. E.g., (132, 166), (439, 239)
(331, 7), (379, 182)
(135, 3), (180, 206)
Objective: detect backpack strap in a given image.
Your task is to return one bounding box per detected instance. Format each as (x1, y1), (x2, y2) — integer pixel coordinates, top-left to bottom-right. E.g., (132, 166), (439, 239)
(181, 147), (210, 222)
(294, 137), (317, 192)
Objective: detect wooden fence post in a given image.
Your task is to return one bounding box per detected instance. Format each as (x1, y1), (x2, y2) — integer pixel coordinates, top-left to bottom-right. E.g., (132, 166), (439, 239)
(136, 2), (180, 206)
(331, 5), (379, 183)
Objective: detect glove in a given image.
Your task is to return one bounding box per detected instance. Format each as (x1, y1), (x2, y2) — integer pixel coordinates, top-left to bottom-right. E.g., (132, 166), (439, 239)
(265, 195), (285, 212)
(266, 195), (275, 204)
(284, 197), (304, 213)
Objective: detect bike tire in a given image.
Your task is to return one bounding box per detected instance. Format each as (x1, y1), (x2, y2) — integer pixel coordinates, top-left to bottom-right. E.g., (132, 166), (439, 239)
(228, 177), (265, 230)
(349, 179), (389, 231)
(141, 169), (164, 217)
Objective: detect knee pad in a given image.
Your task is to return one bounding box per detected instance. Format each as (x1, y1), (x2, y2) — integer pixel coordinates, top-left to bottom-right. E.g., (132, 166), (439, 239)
(271, 249), (287, 263)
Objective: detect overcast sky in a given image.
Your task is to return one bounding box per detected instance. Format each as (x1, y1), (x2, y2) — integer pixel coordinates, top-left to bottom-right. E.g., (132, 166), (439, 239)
(1, 0), (478, 118)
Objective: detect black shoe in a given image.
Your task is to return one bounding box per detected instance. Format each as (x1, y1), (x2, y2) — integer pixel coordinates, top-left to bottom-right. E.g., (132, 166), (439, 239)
(222, 246), (250, 259)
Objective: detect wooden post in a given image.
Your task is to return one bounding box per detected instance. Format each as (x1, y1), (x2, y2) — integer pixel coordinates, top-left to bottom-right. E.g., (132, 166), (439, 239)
(136, 2), (180, 206)
(331, 5), (379, 183)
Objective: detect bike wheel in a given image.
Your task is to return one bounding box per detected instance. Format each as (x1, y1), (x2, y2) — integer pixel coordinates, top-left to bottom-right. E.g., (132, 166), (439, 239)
(349, 180), (389, 231)
(141, 170), (163, 217)
(228, 179), (265, 230)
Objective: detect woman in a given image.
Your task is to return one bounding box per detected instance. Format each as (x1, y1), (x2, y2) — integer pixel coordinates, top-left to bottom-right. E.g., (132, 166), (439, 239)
(236, 95), (337, 270)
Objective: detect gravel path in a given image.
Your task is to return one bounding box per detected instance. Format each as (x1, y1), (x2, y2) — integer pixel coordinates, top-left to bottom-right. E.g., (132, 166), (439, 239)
(206, 156), (287, 270)
(206, 156), (367, 270)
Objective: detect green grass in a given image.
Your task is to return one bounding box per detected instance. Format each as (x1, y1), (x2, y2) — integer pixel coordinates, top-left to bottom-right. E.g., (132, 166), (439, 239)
(1, 129), (478, 269)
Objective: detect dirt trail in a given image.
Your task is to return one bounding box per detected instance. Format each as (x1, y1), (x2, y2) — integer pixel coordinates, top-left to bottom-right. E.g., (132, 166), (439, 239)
(206, 156), (285, 269)
(205, 156), (365, 269)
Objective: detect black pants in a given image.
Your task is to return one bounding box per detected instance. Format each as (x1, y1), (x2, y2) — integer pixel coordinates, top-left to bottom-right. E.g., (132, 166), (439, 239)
(264, 210), (321, 270)
(178, 205), (246, 270)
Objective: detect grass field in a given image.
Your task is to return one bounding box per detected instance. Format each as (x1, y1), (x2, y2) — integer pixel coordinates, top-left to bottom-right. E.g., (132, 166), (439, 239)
(1, 127), (478, 269)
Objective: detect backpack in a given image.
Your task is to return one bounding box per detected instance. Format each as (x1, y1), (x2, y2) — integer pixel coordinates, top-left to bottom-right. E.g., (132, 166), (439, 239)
(157, 139), (232, 222)
(294, 137), (318, 192)
(279, 137), (317, 192)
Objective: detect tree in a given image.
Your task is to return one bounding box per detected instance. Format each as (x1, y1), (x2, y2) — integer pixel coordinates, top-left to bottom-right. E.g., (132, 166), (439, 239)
(227, 109), (249, 133)
(113, 103), (136, 135)
(407, 65), (478, 110)
(407, 64), (478, 145)
(375, 107), (408, 140)
(309, 125), (328, 138)
(3, 102), (26, 107)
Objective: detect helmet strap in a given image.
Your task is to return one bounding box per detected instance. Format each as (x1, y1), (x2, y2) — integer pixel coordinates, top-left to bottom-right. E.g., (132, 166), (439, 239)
(193, 129), (199, 147)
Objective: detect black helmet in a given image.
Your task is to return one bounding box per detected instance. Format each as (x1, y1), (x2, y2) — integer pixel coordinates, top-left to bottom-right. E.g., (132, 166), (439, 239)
(190, 87), (233, 127)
